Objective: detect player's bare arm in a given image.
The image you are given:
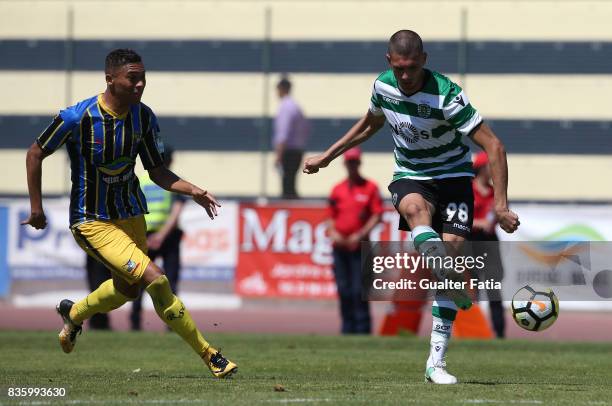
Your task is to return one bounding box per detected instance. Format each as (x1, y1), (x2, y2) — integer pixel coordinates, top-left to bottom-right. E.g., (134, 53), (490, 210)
(303, 111), (385, 174)
(22, 142), (51, 229)
(470, 123), (520, 233)
(148, 165), (220, 219)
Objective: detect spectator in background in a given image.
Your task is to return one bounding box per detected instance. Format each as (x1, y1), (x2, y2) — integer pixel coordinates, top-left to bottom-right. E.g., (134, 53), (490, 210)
(327, 147), (383, 334)
(85, 256), (112, 330)
(131, 145), (187, 331)
(273, 76), (310, 199)
(472, 151), (505, 338)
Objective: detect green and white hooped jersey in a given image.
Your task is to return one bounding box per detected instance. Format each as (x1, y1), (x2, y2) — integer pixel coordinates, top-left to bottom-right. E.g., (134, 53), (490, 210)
(369, 69), (482, 181)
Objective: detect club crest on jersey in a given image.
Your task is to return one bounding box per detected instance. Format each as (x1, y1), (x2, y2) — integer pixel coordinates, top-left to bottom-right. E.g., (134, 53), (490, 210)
(417, 103), (431, 118)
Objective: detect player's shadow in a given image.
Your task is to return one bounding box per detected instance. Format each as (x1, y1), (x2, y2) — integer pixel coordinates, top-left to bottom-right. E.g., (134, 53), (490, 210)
(462, 380), (586, 386)
(461, 380), (502, 385)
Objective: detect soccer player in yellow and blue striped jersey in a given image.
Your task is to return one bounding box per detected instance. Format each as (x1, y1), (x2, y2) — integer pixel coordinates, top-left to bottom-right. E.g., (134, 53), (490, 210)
(23, 49), (237, 378)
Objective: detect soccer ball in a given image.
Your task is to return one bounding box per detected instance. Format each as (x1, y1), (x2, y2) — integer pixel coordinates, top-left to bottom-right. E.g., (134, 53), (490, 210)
(511, 285), (559, 331)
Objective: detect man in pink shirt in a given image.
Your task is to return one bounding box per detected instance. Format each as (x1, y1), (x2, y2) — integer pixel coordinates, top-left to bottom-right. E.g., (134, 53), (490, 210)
(273, 77), (310, 199)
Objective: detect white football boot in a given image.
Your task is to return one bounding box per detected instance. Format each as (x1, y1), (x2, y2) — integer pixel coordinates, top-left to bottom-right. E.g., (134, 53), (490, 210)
(425, 356), (458, 384)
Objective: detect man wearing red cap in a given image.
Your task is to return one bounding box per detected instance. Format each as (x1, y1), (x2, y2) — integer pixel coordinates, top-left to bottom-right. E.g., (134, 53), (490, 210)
(327, 147), (383, 334)
(472, 151), (505, 338)
(304, 30), (519, 384)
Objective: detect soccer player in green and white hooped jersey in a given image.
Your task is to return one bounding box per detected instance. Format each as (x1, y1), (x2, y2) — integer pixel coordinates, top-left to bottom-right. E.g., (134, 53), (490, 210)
(304, 30), (520, 384)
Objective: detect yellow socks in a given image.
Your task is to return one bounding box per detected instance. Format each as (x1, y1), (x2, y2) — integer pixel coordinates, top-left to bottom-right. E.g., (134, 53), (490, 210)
(145, 275), (210, 356)
(69, 279), (131, 324)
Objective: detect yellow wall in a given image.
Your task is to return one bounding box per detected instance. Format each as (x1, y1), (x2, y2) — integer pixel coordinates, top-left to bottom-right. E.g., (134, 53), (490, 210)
(3, 1), (612, 41)
(2, 72), (612, 120)
(2, 149), (610, 201)
(1, 0), (610, 200)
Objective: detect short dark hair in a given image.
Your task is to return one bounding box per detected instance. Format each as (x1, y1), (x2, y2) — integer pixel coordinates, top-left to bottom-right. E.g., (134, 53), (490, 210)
(277, 77), (292, 92)
(105, 49), (142, 74)
(388, 30), (424, 56)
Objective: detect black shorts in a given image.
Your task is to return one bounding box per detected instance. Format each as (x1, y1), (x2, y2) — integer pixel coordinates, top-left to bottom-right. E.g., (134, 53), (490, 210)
(388, 177), (474, 238)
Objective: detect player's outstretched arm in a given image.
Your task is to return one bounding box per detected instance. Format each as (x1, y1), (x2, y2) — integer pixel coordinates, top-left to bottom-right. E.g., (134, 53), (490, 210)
(471, 123), (520, 233)
(303, 111), (385, 174)
(148, 166), (220, 220)
(22, 142), (50, 229)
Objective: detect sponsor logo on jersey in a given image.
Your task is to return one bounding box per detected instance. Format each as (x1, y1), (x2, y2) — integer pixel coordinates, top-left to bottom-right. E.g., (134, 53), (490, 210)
(97, 156), (135, 176)
(101, 168), (135, 185)
(417, 103), (431, 118)
(452, 223), (471, 232)
(390, 121), (431, 143)
(382, 96), (401, 105)
(453, 95), (465, 107)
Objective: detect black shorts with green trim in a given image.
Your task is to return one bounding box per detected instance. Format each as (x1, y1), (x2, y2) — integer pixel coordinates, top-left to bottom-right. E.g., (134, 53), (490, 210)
(388, 176), (474, 238)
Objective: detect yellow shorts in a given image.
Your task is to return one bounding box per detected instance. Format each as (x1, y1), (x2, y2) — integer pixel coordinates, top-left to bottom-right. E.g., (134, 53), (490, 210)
(71, 215), (150, 285)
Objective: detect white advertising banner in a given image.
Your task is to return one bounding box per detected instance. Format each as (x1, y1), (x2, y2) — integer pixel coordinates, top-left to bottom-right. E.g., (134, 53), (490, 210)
(497, 204), (612, 310)
(179, 201), (238, 280)
(5, 198), (238, 281)
(7, 198), (84, 279)
(498, 204), (612, 242)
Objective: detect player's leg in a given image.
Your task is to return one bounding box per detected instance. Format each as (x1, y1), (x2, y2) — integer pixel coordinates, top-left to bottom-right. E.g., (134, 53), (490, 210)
(140, 262), (237, 378)
(58, 221), (142, 353)
(69, 222), (141, 324)
(390, 179), (444, 270)
(425, 293), (458, 384)
(390, 179), (465, 384)
(437, 177), (475, 309)
(421, 233), (466, 384)
(130, 245), (159, 331)
(85, 256), (112, 330)
(423, 178), (476, 384)
(394, 184), (466, 290)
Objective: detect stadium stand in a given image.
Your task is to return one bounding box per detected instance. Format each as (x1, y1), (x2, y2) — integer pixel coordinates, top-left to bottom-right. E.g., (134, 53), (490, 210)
(1, 0), (611, 200)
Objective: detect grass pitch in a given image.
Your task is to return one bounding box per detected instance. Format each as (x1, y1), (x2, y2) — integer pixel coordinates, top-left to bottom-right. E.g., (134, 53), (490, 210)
(1, 331), (611, 405)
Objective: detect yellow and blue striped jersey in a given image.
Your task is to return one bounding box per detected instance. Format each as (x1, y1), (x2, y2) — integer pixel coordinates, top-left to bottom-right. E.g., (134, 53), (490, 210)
(36, 94), (165, 225)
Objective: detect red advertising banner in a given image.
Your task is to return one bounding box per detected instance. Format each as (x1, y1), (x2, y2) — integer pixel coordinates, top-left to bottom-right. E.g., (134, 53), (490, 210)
(236, 204), (335, 298)
(236, 203), (408, 299)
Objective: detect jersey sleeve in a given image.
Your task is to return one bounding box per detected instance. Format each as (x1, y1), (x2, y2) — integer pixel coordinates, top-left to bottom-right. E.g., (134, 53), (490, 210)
(138, 108), (165, 170)
(442, 82), (483, 136)
(36, 109), (79, 153)
(369, 81), (385, 116)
